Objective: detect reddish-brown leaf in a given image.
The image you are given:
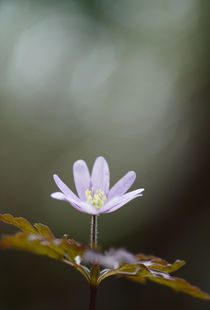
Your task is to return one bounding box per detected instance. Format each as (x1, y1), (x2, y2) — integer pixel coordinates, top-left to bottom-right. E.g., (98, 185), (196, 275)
(0, 213), (88, 280)
(147, 272), (210, 300)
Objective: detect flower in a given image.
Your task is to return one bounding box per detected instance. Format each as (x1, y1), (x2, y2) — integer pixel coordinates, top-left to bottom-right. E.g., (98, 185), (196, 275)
(51, 156), (144, 215)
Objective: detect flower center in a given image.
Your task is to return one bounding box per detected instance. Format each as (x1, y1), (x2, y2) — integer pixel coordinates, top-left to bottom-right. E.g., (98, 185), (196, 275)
(85, 187), (107, 209)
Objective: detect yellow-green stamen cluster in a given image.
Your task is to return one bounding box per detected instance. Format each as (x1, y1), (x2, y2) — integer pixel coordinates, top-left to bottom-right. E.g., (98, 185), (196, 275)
(85, 187), (107, 209)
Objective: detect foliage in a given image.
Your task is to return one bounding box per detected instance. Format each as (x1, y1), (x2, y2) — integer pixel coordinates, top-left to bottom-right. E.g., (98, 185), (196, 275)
(0, 213), (209, 300)
(0, 213), (89, 280)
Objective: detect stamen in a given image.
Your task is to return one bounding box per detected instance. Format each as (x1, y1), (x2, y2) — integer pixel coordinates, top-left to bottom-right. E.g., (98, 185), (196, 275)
(85, 188), (107, 209)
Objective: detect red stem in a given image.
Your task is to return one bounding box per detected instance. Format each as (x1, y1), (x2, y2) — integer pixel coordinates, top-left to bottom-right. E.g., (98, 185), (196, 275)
(89, 285), (98, 310)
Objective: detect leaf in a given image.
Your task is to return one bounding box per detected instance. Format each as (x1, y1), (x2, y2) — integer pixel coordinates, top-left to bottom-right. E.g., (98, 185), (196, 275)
(149, 260), (186, 273)
(130, 268), (210, 300)
(0, 231), (86, 262)
(147, 272), (210, 300)
(0, 213), (89, 281)
(58, 238), (85, 261)
(136, 253), (186, 273)
(136, 256), (185, 273)
(1, 213), (210, 299)
(0, 232), (61, 260)
(126, 257), (210, 300)
(33, 223), (54, 239)
(0, 214), (37, 234)
(99, 251), (210, 300)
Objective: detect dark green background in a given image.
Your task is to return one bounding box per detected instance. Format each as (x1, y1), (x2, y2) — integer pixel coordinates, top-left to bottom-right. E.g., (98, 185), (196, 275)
(0, 0), (210, 309)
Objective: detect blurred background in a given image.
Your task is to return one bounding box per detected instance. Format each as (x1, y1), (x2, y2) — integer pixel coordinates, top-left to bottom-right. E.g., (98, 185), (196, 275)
(0, 0), (210, 309)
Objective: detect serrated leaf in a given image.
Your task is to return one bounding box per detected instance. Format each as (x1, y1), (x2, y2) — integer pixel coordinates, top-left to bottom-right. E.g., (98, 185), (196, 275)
(0, 232), (61, 260)
(135, 254), (185, 273)
(133, 270), (210, 300)
(1, 213), (210, 299)
(100, 251), (210, 300)
(0, 214), (37, 234)
(126, 258), (210, 300)
(0, 231), (86, 263)
(0, 213), (89, 281)
(149, 260), (186, 273)
(150, 273), (210, 300)
(33, 223), (54, 239)
(58, 238), (85, 261)
(98, 254), (179, 282)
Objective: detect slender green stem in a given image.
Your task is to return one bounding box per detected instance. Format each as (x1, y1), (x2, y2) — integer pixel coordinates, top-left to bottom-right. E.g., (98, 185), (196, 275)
(89, 285), (98, 310)
(90, 215), (98, 249)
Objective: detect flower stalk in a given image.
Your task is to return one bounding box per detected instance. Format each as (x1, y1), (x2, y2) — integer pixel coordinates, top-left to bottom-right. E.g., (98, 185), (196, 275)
(89, 284), (98, 310)
(90, 215), (98, 250)
(89, 215), (100, 309)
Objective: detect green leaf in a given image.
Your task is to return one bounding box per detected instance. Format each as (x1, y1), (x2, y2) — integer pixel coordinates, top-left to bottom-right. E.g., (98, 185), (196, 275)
(0, 214), (37, 234)
(33, 223), (54, 238)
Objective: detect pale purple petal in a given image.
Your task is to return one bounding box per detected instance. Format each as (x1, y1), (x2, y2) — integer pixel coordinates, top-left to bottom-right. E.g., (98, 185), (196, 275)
(51, 192), (98, 215)
(108, 171), (136, 200)
(51, 192), (66, 200)
(51, 156), (144, 216)
(63, 197), (99, 215)
(54, 193), (94, 214)
(51, 191), (84, 212)
(98, 196), (121, 213)
(102, 188), (144, 214)
(105, 194), (142, 214)
(91, 156), (110, 194)
(73, 160), (91, 200)
(51, 190), (112, 215)
(53, 174), (79, 201)
(99, 188), (143, 213)
(63, 196), (88, 213)
(78, 201), (100, 215)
